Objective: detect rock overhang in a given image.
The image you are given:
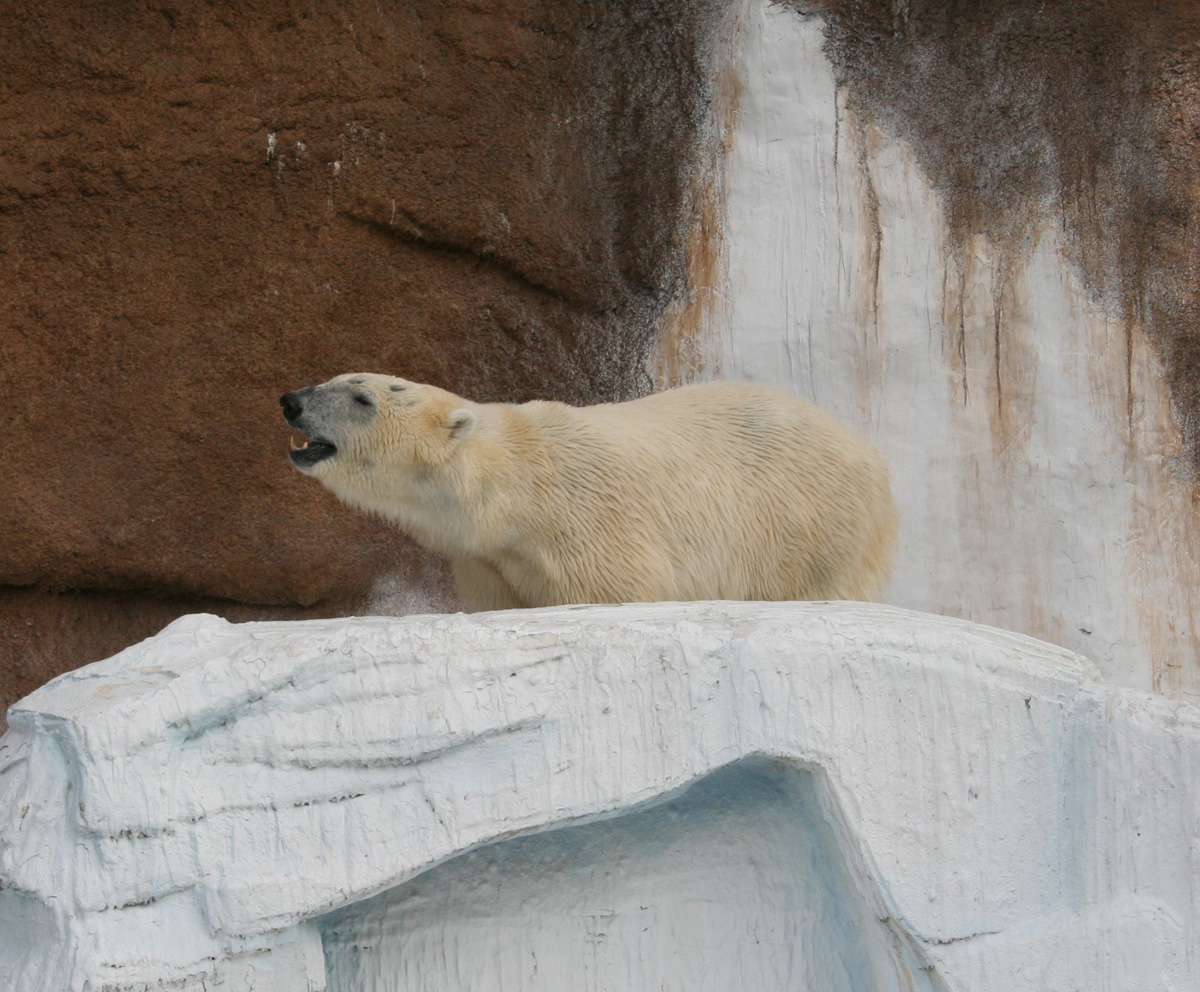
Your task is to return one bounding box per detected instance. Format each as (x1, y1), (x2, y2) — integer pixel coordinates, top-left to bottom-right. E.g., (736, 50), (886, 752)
(1, 601), (1197, 991)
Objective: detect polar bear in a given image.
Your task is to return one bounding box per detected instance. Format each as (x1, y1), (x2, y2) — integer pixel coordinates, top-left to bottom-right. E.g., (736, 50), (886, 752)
(280, 374), (898, 611)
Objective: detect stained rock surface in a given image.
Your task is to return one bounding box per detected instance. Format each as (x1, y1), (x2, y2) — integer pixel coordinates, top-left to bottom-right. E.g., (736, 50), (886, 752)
(812, 0), (1200, 464)
(677, 0), (1200, 700)
(1, 602), (1197, 991)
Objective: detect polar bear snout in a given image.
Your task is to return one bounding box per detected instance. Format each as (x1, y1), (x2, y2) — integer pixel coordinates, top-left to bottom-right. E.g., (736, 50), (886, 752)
(281, 386), (340, 471)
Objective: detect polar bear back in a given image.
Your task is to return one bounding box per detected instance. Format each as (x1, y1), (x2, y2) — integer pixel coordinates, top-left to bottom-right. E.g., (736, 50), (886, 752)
(505, 381), (897, 606)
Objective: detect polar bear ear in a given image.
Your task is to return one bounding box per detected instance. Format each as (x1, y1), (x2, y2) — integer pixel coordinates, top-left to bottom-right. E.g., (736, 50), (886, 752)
(446, 408), (478, 442)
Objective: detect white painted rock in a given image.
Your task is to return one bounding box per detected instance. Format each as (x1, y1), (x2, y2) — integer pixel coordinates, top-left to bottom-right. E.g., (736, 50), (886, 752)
(655, 0), (1200, 700)
(1, 602), (1197, 991)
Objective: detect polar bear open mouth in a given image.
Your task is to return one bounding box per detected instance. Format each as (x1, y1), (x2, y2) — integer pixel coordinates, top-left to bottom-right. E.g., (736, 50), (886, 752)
(289, 435), (337, 469)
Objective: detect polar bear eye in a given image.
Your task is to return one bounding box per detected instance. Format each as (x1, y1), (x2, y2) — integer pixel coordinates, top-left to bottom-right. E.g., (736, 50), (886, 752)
(353, 394), (375, 409)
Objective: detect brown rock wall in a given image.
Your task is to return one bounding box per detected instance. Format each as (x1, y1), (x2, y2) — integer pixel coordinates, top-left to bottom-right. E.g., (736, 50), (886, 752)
(0, 0), (725, 723)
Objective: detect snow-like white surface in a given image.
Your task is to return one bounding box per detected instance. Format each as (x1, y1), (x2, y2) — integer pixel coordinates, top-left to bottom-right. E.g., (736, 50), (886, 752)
(2, 604), (1197, 991)
(659, 0), (1200, 700)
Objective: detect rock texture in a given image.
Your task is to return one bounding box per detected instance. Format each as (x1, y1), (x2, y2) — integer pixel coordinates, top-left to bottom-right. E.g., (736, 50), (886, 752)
(660, 0), (1200, 700)
(8, 0), (1200, 723)
(2, 602), (1197, 991)
(0, 0), (724, 721)
(812, 0), (1200, 464)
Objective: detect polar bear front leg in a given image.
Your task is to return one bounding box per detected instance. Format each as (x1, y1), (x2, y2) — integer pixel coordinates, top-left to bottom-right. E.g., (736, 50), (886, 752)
(450, 556), (526, 612)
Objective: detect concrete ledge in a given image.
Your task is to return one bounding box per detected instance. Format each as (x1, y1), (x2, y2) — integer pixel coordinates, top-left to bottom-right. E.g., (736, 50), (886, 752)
(1, 602), (1197, 990)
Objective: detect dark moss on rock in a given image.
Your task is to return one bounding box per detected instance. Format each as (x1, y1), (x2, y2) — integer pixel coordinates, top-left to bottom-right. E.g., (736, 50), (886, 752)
(803, 0), (1200, 463)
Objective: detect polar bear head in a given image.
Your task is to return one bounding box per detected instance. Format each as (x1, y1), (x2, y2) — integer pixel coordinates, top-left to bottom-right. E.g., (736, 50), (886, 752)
(280, 373), (479, 496)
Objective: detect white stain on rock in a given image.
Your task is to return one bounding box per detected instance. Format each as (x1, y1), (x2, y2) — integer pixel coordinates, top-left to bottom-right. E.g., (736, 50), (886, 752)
(1, 604), (1197, 990)
(659, 0), (1200, 701)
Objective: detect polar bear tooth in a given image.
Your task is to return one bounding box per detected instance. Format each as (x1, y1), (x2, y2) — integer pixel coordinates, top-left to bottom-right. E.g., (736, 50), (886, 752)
(291, 438), (309, 451)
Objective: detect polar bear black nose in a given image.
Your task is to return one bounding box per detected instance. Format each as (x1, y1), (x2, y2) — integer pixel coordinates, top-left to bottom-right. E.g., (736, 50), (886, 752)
(280, 391), (304, 424)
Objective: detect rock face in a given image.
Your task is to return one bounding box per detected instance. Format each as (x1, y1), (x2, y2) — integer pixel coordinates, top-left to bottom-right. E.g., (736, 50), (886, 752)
(8, 0), (1200, 728)
(655, 0), (1200, 700)
(8, 0), (1200, 720)
(2, 603), (1197, 991)
(0, 0), (723, 719)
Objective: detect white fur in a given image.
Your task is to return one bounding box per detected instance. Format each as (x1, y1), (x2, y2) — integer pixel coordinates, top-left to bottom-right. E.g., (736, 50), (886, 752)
(287, 374), (899, 610)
